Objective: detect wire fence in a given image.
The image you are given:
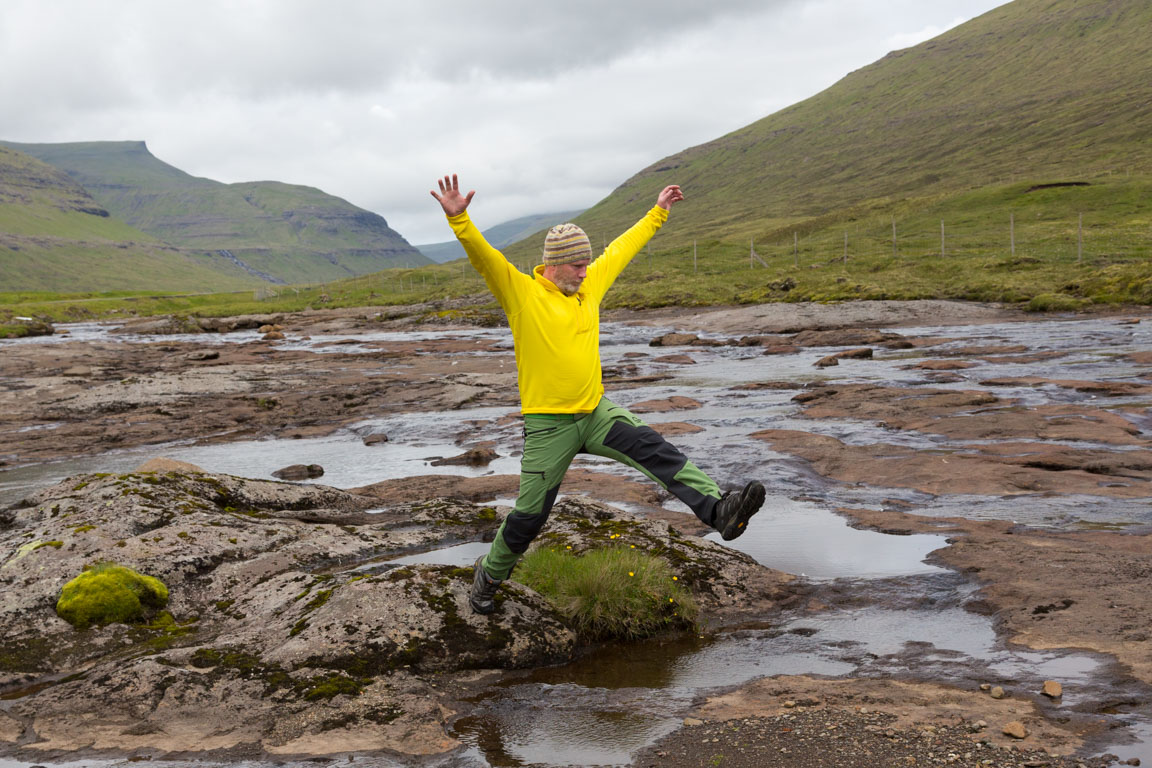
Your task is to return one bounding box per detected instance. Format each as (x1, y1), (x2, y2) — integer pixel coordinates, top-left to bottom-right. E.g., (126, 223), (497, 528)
(256, 210), (1150, 301)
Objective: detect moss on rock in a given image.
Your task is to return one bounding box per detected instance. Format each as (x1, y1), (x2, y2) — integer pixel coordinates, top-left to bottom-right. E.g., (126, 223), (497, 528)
(56, 563), (170, 630)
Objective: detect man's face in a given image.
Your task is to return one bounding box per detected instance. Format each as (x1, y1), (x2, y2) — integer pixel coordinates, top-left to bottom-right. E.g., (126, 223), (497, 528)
(546, 259), (590, 296)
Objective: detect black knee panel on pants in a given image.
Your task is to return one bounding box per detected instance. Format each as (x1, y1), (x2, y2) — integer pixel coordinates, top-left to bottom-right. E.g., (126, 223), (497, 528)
(502, 484), (561, 554)
(603, 422), (688, 485)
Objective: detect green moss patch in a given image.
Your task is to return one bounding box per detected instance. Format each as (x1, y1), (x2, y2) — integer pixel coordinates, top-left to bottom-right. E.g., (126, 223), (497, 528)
(55, 563), (169, 630)
(516, 546), (699, 640)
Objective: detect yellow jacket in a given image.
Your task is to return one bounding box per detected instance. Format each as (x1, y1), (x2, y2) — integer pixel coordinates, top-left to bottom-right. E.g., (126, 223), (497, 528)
(447, 206), (668, 413)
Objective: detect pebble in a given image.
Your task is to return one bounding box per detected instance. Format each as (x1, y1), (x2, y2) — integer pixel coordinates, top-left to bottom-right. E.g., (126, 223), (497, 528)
(1003, 721), (1029, 739)
(1042, 680), (1063, 699)
(990, 686), (1006, 699)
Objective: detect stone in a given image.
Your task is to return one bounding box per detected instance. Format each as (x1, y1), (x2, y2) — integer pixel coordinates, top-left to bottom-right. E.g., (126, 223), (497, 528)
(990, 686), (1006, 699)
(263, 331), (286, 341)
(363, 434), (390, 446)
(649, 332), (699, 347)
(185, 350), (221, 361)
(652, 354), (696, 365)
(814, 354), (839, 368)
(1041, 680), (1063, 699)
(430, 447), (498, 467)
(1002, 721), (1028, 739)
(272, 463), (325, 480)
(979, 684), (991, 691)
(629, 396), (703, 413)
(135, 457), (207, 473)
(683, 718), (704, 727)
(62, 366), (92, 377)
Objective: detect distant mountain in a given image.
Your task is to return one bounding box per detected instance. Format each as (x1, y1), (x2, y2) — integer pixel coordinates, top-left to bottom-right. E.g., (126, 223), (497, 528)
(0, 145), (254, 292)
(416, 209), (585, 263)
(502, 0), (1152, 258)
(1, 141), (429, 286)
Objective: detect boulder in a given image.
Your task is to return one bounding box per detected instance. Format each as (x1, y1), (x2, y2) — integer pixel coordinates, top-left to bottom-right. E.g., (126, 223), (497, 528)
(262, 331), (286, 341)
(364, 434), (390, 446)
(430, 447), (498, 467)
(272, 464), (325, 480)
(1041, 680), (1063, 699)
(135, 457), (207, 473)
(1002, 721), (1028, 739)
(649, 332), (700, 347)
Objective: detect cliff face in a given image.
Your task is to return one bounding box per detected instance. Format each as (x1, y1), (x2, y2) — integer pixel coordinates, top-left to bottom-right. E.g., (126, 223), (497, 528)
(1, 141), (429, 287)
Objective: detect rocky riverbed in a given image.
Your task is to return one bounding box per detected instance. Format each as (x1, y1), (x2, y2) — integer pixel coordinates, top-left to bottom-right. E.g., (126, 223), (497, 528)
(1, 299), (1151, 767)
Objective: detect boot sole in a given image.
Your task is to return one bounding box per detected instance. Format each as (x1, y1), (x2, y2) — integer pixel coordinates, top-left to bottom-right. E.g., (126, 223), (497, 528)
(721, 481), (766, 541)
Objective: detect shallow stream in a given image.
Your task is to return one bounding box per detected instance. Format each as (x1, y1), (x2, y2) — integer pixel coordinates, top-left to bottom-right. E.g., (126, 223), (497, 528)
(2, 313), (1150, 766)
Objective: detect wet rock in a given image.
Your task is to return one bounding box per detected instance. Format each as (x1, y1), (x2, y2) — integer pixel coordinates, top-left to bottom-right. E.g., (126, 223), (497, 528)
(650, 332), (699, 347)
(363, 433), (390, 446)
(814, 354), (840, 368)
(1003, 721), (1028, 739)
(110, 315), (203, 335)
(908, 359), (977, 371)
(4, 319), (54, 337)
(1041, 681), (1063, 699)
(650, 421), (705, 437)
(629, 396), (703, 413)
(134, 457), (207, 473)
(652, 354), (696, 365)
(185, 350), (220, 361)
(683, 717), (704, 726)
(258, 324), (284, 334)
(197, 314), (284, 332)
(791, 329), (901, 347)
(61, 365), (91, 377)
(263, 331), (286, 341)
(0, 473), (587, 755)
(272, 463), (325, 480)
(990, 686), (1006, 699)
(0, 710), (23, 742)
(430, 447), (499, 467)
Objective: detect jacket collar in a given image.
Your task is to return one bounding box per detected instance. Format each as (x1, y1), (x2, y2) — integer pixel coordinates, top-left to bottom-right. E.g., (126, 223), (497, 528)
(533, 264), (584, 300)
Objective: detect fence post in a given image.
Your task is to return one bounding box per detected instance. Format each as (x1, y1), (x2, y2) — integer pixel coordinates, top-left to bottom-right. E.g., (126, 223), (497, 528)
(941, 220), (945, 257)
(843, 231), (848, 265)
(750, 238), (754, 269)
(892, 218), (897, 258)
(1010, 213), (1015, 257)
(794, 231), (798, 267)
(1078, 212), (1083, 263)
(693, 241), (697, 273)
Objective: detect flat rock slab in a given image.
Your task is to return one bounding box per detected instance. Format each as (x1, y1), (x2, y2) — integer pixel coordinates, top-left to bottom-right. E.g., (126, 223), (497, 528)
(0, 469), (790, 758)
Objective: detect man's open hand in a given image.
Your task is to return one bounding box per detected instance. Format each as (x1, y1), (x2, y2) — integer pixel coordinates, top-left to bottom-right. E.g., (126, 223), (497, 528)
(656, 184), (684, 211)
(430, 173), (475, 217)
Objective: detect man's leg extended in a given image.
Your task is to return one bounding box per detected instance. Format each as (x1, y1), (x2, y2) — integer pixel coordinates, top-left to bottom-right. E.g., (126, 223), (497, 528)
(482, 416), (582, 580)
(582, 398), (725, 527)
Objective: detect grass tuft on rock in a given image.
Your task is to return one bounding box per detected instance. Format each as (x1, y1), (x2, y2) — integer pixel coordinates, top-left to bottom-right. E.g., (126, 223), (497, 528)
(515, 546), (698, 640)
(56, 562), (169, 630)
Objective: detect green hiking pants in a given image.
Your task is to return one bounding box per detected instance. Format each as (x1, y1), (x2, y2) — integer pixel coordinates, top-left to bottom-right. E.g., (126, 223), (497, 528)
(481, 396), (722, 580)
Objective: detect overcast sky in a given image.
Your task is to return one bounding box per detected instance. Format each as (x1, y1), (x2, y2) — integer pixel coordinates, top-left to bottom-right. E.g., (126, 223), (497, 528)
(2, 0), (1007, 245)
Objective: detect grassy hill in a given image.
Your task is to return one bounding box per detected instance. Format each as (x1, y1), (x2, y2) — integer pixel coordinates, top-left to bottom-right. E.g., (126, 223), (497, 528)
(0, 146), (256, 292)
(1, 141), (429, 285)
(416, 209), (584, 263)
(497, 0), (1152, 306)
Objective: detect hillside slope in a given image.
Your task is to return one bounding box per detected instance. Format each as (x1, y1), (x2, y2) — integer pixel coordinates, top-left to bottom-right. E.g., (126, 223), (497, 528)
(0, 146), (254, 292)
(2, 141), (429, 284)
(416, 209), (584, 263)
(510, 0), (1152, 255)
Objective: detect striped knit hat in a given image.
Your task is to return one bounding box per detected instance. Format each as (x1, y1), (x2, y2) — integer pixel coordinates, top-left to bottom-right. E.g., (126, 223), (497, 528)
(543, 223), (592, 265)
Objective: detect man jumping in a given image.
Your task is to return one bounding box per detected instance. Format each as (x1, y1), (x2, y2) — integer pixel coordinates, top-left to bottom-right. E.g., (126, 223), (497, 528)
(430, 173), (766, 614)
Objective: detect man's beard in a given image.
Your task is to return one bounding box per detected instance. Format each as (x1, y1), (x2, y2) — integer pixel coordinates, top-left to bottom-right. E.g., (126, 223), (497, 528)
(555, 275), (584, 295)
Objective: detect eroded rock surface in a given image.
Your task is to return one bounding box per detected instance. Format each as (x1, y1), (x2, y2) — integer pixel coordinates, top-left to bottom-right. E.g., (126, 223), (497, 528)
(0, 469), (787, 758)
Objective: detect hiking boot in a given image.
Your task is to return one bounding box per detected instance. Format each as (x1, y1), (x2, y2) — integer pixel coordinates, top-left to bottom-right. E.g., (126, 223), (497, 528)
(469, 556), (503, 615)
(713, 480), (766, 541)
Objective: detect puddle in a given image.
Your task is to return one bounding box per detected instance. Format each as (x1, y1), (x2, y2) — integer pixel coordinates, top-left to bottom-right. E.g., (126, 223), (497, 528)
(386, 540), (492, 567)
(701, 496), (947, 580)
